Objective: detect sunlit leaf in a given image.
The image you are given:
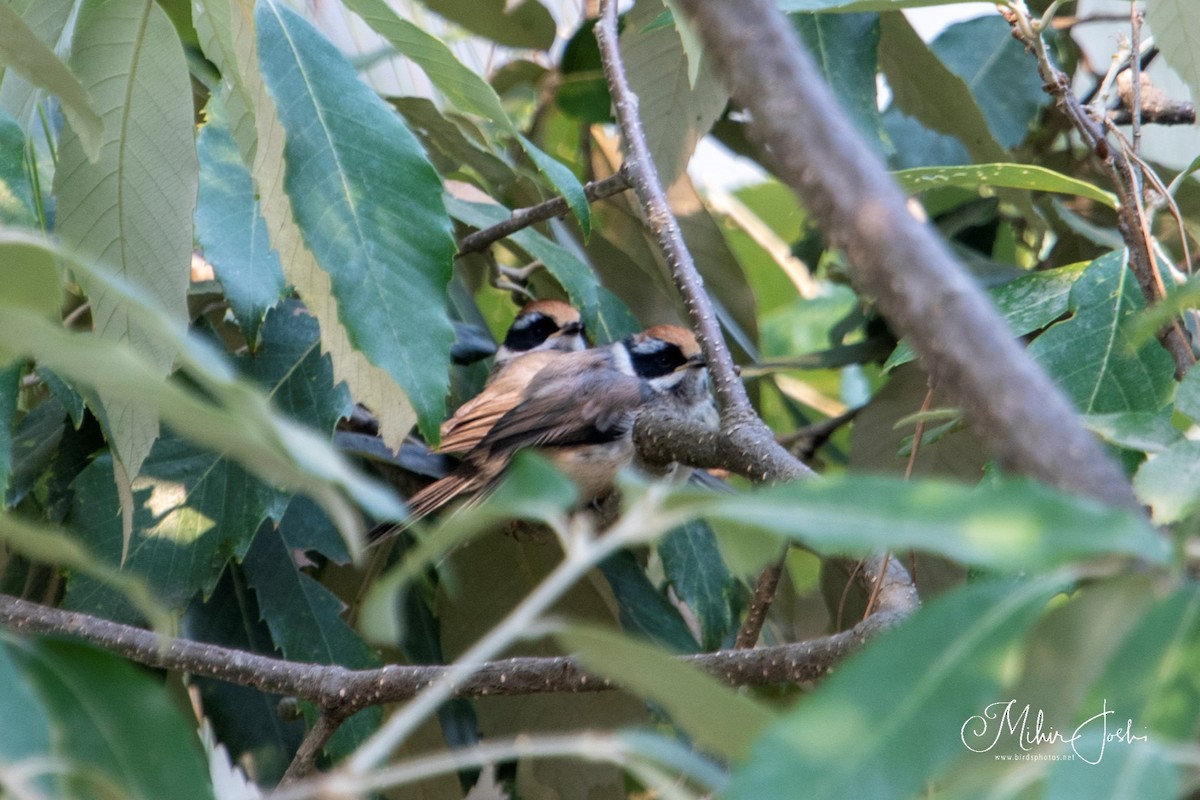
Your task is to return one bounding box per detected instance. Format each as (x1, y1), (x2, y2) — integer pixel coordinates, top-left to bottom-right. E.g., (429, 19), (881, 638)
(894, 164), (1116, 208)
(416, 0), (556, 50)
(1146, 0), (1200, 117)
(0, 108), (36, 226)
(1080, 411), (1180, 455)
(1133, 440), (1200, 523)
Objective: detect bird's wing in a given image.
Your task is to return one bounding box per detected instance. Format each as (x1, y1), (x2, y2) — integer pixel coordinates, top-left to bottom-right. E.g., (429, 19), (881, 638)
(478, 356), (646, 458)
(439, 351), (564, 454)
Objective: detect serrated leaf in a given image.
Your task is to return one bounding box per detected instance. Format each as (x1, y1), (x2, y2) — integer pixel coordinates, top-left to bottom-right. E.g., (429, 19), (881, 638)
(256, 1), (455, 442)
(599, 551), (700, 654)
(1146, 0), (1200, 115)
(558, 624), (775, 761)
(696, 475), (1167, 571)
(931, 15), (1048, 150)
(6, 635), (214, 800)
(885, 261), (1085, 371)
(878, 12), (1007, 164)
(894, 164), (1117, 208)
(0, 107), (36, 226)
(659, 520), (735, 650)
(242, 522), (381, 758)
(790, 12), (884, 149)
(446, 195), (640, 343)
(1133, 440), (1200, 523)
(726, 578), (1059, 800)
(620, 0), (728, 185)
(1027, 251), (1175, 414)
(196, 94), (287, 348)
(195, 0), (420, 453)
(53, 0), (197, 480)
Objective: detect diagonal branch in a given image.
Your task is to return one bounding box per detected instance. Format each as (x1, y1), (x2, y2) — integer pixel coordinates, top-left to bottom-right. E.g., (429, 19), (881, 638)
(672, 0), (1141, 509)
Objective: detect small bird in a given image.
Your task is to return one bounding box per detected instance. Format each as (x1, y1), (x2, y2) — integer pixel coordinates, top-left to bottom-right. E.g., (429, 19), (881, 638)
(440, 300), (587, 454)
(395, 325), (709, 528)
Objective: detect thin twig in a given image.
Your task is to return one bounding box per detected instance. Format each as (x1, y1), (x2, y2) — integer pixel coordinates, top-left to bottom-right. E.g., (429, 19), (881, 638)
(1129, 3), (1144, 154)
(280, 713), (343, 784)
(455, 169), (632, 256)
(735, 551), (788, 649)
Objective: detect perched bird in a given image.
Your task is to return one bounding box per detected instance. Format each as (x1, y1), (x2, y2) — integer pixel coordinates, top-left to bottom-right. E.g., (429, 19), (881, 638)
(440, 300), (587, 454)
(394, 325), (709, 528)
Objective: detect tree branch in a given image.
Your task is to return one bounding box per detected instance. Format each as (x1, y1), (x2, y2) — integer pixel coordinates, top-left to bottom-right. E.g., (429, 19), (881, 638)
(0, 593), (908, 710)
(673, 0), (1142, 509)
(455, 169), (632, 257)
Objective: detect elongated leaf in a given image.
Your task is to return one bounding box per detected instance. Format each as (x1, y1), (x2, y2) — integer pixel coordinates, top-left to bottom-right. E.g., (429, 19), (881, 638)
(517, 133), (590, 236)
(7, 636), (214, 800)
(781, 0), (975, 9)
(1146, 0), (1200, 115)
(599, 551), (700, 654)
(0, 364), (17, 499)
(659, 520), (736, 650)
(256, 1), (455, 441)
(0, 1), (103, 161)
(53, 0), (197, 480)
(446, 196), (640, 343)
(790, 12), (884, 149)
(0, 637), (54, 798)
(726, 578), (1060, 800)
(558, 624), (775, 761)
(194, 0), (420, 452)
(0, 0), (75, 129)
(895, 164), (1117, 208)
(878, 12), (1007, 164)
(195, 94), (287, 348)
(1027, 251), (1175, 414)
(418, 0), (556, 50)
(620, 0), (728, 185)
(885, 261), (1085, 371)
(1176, 362), (1200, 422)
(1081, 411), (1180, 454)
(931, 15), (1048, 150)
(242, 523), (381, 758)
(697, 475), (1167, 571)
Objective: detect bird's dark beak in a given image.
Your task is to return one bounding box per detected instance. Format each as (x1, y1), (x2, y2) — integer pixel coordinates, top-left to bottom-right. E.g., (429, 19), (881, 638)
(685, 354), (707, 370)
(556, 321), (585, 337)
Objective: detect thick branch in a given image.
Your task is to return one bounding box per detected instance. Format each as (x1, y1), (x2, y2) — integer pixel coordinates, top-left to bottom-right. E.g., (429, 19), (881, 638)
(0, 593), (904, 708)
(674, 0), (1141, 509)
(456, 169), (631, 257)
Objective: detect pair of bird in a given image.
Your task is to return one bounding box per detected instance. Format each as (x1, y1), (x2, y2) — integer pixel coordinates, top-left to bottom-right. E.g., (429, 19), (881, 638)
(391, 300), (717, 530)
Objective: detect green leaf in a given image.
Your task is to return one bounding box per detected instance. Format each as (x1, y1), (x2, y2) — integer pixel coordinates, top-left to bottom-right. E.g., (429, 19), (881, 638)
(659, 520), (736, 650)
(1044, 740), (1179, 800)
(256, 1), (456, 442)
(195, 94), (288, 348)
(242, 522), (382, 758)
(790, 12), (884, 150)
(1027, 251), (1176, 414)
(0, 0), (76, 131)
(558, 20), (611, 125)
(0, 1), (104, 161)
(1081, 411), (1180, 454)
(1126, 272), (1200, 348)
(1146, 0), (1200, 117)
(53, 0), (197, 479)
(416, 0), (556, 50)
(8, 636), (214, 800)
(599, 551), (700, 654)
(517, 133), (591, 237)
(343, 0), (511, 125)
(726, 578), (1059, 800)
(894, 164), (1117, 208)
(1175, 362), (1200, 422)
(696, 475), (1168, 571)
(620, 0), (728, 185)
(0, 107), (36, 226)
(780, 0), (972, 9)
(887, 261), (1085, 371)
(0, 237), (61, 321)
(193, 0), (420, 452)
(930, 16), (1048, 150)
(445, 196), (640, 343)
(878, 12), (1008, 164)
(1133, 440), (1200, 523)
(0, 637), (53, 797)
(557, 624), (775, 761)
